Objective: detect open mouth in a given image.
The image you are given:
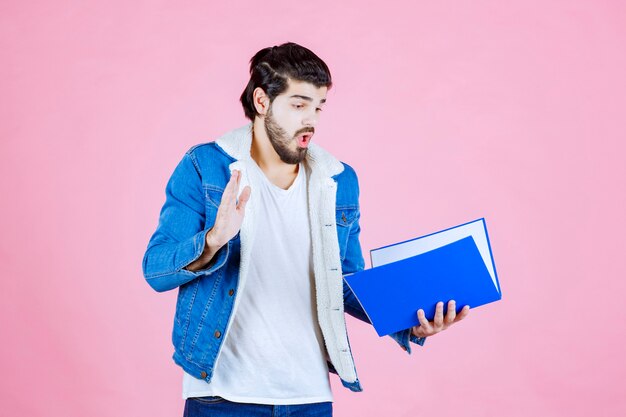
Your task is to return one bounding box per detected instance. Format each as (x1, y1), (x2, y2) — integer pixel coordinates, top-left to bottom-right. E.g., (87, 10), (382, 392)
(297, 133), (312, 148)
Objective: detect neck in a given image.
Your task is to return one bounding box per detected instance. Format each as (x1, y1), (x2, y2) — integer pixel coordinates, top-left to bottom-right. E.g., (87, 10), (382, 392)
(251, 117), (299, 176)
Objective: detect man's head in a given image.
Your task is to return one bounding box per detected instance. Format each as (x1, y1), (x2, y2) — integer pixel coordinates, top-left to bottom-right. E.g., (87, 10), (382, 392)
(240, 42), (332, 164)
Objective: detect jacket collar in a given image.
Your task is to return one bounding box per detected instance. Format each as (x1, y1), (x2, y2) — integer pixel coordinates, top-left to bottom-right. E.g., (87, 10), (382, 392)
(215, 122), (345, 178)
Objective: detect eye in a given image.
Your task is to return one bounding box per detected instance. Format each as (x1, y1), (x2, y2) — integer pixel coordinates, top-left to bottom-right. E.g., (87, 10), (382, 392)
(316, 108), (323, 112)
(293, 104), (304, 109)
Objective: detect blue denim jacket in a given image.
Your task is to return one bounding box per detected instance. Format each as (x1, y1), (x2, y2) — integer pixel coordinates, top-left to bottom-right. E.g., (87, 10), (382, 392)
(142, 123), (425, 392)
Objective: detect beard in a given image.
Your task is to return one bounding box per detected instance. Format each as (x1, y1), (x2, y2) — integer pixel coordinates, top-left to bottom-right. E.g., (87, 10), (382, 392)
(263, 104), (309, 165)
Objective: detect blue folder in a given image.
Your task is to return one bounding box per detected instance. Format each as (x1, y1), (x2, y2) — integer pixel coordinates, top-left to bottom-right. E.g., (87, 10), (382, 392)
(343, 224), (501, 337)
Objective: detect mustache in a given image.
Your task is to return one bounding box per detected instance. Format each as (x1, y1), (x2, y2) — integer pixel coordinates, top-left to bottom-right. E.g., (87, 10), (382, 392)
(294, 128), (315, 136)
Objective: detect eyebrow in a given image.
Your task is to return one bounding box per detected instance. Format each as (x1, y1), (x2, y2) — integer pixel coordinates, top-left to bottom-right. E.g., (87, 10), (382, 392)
(289, 95), (326, 104)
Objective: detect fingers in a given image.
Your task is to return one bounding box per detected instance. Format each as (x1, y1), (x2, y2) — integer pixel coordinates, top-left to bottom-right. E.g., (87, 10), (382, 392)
(416, 302), (470, 338)
(226, 170), (247, 208)
(222, 170), (239, 208)
(455, 305), (470, 322)
(433, 301), (444, 328)
(231, 170), (241, 206)
(236, 186), (251, 211)
(417, 309), (431, 333)
(412, 324), (425, 338)
(236, 167), (242, 191)
(445, 300), (456, 324)
(226, 170), (252, 213)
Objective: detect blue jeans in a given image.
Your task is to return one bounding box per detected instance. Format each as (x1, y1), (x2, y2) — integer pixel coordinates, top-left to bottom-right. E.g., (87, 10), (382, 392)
(183, 396), (333, 416)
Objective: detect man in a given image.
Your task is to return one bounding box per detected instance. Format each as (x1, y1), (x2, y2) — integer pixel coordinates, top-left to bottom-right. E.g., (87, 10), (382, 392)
(142, 42), (469, 417)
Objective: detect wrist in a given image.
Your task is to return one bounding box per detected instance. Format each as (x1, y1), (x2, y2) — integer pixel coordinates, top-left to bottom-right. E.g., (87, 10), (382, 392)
(205, 229), (223, 251)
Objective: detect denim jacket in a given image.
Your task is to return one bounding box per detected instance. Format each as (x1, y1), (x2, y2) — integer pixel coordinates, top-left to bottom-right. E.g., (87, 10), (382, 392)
(142, 123), (425, 393)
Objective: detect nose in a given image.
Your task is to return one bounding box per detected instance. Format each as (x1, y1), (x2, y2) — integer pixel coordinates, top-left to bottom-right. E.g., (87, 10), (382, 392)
(302, 113), (319, 129)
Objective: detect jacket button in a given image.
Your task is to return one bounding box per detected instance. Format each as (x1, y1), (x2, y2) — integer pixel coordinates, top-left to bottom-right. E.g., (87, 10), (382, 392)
(200, 371), (207, 378)
(228, 289), (234, 296)
(214, 330), (221, 338)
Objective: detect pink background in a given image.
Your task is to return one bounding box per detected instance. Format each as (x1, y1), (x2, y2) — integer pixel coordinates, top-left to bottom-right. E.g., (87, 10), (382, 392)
(2, 1), (625, 416)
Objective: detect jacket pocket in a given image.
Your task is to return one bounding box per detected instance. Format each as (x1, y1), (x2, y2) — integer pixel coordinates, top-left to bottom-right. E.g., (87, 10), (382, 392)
(335, 207), (358, 262)
(204, 184), (224, 209)
(203, 184), (224, 229)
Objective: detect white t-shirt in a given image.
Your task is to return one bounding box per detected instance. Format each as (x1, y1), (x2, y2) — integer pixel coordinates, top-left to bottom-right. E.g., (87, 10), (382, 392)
(182, 160), (333, 404)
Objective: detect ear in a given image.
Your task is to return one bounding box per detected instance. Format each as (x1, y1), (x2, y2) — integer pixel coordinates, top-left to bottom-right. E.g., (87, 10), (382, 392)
(252, 87), (270, 117)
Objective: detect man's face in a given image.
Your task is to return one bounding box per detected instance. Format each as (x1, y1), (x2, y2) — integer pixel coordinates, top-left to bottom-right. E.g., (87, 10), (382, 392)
(262, 80), (327, 165)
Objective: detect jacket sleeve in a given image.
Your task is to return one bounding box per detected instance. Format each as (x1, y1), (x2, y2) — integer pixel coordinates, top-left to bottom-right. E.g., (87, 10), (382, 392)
(142, 151), (229, 293)
(340, 169), (426, 354)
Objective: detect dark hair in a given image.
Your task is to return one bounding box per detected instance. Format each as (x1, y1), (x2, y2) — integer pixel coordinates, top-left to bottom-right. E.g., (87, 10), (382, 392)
(239, 42), (333, 121)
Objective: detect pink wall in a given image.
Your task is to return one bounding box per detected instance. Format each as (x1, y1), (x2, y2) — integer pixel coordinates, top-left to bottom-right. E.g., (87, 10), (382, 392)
(2, 1), (624, 416)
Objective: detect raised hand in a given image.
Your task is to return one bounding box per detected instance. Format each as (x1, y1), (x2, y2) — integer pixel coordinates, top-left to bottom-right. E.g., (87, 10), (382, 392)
(206, 169), (251, 248)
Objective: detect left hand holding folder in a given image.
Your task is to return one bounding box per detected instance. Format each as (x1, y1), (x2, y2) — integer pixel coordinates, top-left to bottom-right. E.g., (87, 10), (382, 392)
(411, 300), (470, 338)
